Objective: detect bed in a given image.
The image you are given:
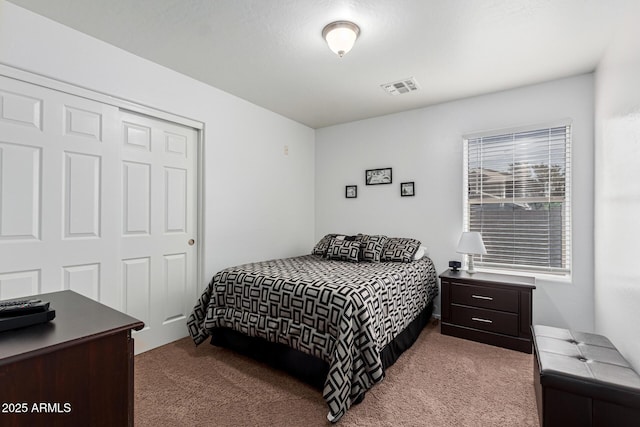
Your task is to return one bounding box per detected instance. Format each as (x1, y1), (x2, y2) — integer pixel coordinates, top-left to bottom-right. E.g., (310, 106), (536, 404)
(187, 234), (438, 422)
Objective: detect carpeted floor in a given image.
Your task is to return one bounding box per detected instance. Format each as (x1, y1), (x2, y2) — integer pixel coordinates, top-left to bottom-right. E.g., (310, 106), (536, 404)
(134, 322), (539, 426)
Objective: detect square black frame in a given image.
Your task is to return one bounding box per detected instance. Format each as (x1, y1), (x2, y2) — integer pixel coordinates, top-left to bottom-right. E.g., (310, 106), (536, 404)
(401, 181), (415, 197)
(365, 167), (392, 185)
(345, 185), (357, 198)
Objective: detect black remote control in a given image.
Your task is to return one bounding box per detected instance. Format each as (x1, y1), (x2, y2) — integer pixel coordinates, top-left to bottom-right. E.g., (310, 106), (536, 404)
(0, 299), (50, 317)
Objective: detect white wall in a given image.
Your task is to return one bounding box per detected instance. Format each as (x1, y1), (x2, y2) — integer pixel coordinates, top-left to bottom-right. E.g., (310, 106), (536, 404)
(594, 2), (640, 370)
(316, 75), (595, 330)
(2, 1), (613, 349)
(0, 1), (315, 285)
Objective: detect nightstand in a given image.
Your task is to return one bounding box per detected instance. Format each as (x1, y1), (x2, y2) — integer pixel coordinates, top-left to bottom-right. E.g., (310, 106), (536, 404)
(439, 269), (536, 353)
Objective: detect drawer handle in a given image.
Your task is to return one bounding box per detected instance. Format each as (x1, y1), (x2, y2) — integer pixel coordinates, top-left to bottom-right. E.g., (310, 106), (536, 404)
(471, 317), (493, 324)
(472, 295), (493, 301)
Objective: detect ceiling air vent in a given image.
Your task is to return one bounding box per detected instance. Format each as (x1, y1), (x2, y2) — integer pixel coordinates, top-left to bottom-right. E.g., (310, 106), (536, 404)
(381, 77), (420, 95)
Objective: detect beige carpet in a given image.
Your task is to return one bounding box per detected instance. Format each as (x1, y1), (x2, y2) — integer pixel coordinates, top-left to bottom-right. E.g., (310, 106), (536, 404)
(134, 322), (539, 426)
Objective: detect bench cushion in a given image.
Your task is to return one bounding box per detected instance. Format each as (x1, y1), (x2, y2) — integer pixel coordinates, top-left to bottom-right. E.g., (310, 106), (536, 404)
(533, 325), (640, 409)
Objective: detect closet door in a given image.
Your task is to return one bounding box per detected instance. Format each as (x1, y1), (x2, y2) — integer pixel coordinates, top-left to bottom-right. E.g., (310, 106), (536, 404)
(0, 76), (199, 353)
(119, 111), (198, 352)
(0, 76), (120, 306)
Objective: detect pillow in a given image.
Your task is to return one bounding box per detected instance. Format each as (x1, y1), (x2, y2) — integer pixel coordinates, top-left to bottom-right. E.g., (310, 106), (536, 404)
(337, 234), (360, 242)
(327, 239), (360, 263)
(359, 234), (388, 263)
(312, 234), (337, 256)
(413, 245), (427, 260)
(382, 237), (422, 263)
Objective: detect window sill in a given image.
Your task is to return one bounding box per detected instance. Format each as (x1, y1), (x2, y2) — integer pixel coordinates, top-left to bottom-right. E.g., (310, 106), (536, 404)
(474, 267), (572, 284)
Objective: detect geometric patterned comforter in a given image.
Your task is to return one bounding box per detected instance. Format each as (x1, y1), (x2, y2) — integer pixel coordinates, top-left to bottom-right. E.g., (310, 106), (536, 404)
(187, 254), (438, 422)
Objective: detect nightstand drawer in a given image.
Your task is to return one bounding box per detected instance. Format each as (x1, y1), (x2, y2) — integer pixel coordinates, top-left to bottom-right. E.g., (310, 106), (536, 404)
(450, 304), (519, 336)
(450, 282), (518, 312)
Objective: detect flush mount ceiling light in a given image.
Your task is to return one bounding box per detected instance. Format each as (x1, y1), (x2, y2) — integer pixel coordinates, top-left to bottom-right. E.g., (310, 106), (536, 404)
(322, 21), (360, 58)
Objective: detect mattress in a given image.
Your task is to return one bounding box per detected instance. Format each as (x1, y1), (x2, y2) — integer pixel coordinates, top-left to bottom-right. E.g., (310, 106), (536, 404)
(188, 254), (438, 422)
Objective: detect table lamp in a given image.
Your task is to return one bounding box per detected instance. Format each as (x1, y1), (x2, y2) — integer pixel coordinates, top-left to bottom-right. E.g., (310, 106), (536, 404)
(456, 232), (487, 273)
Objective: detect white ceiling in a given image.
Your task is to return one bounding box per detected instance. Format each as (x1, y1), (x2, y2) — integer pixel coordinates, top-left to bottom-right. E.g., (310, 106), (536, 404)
(8, 0), (633, 128)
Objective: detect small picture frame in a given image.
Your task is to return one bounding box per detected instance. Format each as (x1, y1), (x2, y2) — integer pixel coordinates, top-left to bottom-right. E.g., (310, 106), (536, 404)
(365, 167), (392, 185)
(401, 181), (415, 197)
(345, 185), (357, 198)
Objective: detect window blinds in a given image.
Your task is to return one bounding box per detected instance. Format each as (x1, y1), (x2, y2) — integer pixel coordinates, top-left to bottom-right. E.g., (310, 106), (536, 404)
(463, 124), (571, 274)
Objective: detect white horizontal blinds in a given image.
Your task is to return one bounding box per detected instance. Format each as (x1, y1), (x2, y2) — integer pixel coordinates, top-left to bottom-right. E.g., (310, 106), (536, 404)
(464, 125), (571, 274)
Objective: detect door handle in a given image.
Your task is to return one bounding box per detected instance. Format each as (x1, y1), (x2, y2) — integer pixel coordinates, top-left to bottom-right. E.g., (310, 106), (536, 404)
(188, 239), (195, 246)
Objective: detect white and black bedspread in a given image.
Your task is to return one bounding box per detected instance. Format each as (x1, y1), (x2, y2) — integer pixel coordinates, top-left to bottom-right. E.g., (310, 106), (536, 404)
(187, 254), (438, 422)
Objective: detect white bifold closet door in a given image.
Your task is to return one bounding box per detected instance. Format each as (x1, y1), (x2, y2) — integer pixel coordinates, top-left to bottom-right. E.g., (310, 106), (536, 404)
(0, 75), (198, 353)
(119, 110), (198, 352)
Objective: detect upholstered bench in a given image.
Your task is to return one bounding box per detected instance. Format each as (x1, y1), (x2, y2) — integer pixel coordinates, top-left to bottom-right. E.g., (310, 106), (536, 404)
(532, 325), (640, 427)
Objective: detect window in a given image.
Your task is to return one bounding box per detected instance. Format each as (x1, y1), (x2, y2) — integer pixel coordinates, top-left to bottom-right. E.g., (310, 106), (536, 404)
(463, 123), (571, 274)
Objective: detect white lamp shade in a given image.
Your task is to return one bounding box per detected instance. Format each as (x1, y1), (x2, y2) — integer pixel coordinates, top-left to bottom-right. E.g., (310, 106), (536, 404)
(456, 232), (487, 255)
(322, 21), (360, 57)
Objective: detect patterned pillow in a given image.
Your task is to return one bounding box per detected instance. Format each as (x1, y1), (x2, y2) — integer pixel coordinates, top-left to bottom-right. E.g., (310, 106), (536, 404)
(359, 235), (388, 263)
(312, 234), (337, 256)
(327, 239), (360, 263)
(381, 237), (422, 262)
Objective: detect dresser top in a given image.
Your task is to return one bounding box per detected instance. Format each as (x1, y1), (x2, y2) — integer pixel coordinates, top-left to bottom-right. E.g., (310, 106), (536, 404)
(439, 269), (536, 288)
(0, 290), (144, 366)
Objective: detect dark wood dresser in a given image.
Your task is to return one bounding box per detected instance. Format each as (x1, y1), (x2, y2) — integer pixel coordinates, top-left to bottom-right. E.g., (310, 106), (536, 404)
(0, 290), (144, 426)
(439, 270), (535, 353)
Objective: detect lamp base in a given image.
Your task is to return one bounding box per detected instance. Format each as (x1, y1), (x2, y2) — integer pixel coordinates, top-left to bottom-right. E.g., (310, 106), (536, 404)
(467, 254), (477, 274)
